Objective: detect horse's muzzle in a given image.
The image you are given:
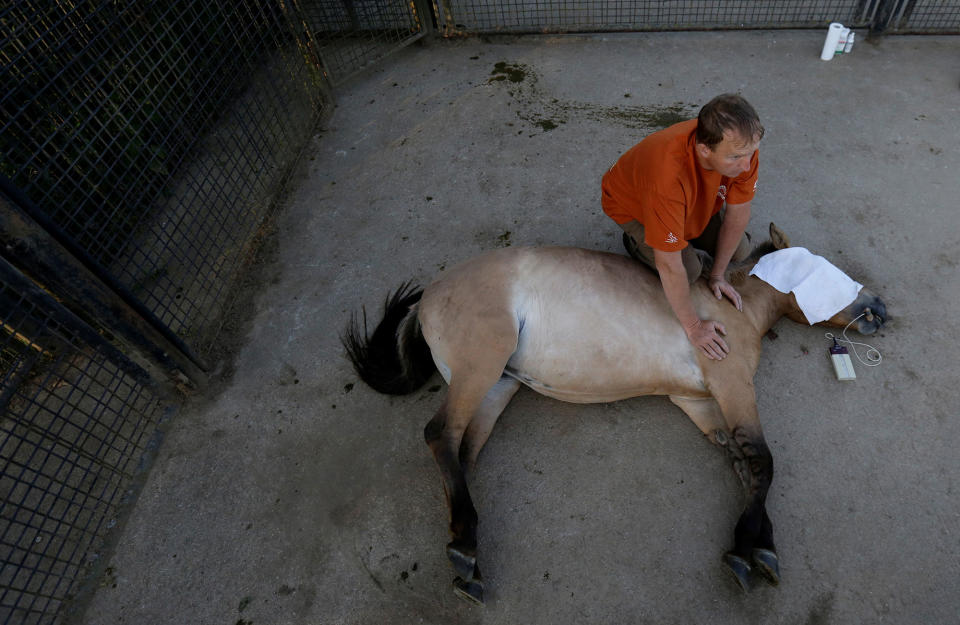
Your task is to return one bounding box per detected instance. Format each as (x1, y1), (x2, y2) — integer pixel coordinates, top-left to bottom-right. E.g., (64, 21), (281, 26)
(855, 295), (887, 334)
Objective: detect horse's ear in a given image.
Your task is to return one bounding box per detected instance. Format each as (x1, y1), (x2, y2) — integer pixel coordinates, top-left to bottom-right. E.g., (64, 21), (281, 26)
(769, 222), (791, 249)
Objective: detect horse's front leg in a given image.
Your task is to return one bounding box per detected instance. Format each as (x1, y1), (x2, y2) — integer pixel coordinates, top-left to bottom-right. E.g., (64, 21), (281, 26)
(710, 384), (779, 591)
(670, 394), (778, 589)
(724, 421), (778, 588)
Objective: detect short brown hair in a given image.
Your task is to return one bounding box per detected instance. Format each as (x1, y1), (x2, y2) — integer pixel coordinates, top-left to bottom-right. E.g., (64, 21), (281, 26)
(696, 94), (764, 148)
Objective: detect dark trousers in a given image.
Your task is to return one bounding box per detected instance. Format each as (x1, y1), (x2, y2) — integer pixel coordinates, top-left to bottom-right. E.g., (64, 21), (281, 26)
(618, 212), (751, 284)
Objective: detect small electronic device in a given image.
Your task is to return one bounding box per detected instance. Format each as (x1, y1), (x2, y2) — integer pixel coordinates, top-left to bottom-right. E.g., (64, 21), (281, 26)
(829, 339), (856, 381)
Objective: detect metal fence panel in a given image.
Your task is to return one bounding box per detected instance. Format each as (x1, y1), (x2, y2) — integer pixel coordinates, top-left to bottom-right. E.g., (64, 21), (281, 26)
(299, 0), (426, 84)
(437, 0), (880, 33)
(1, 2), (326, 624)
(891, 0), (960, 31)
(0, 259), (166, 625)
(1, 0), (324, 355)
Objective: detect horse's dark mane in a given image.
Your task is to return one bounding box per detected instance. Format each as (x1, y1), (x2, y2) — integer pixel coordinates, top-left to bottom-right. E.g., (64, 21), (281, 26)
(727, 239), (779, 286)
(743, 240), (778, 265)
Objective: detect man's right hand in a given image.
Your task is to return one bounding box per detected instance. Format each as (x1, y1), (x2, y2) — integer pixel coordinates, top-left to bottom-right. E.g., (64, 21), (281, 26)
(653, 248), (732, 361)
(684, 319), (730, 360)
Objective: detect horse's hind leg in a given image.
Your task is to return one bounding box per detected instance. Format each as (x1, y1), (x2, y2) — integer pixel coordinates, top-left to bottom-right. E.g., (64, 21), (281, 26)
(460, 375), (522, 471)
(423, 364), (513, 603)
(424, 394), (482, 579)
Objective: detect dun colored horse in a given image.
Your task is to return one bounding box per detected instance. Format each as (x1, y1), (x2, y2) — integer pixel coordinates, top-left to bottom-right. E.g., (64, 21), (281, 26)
(343, 223), (886, 603)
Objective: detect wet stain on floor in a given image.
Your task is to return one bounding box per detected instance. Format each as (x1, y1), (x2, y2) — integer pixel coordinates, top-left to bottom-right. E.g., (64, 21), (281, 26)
(487, 61), (696, 135)
(490, 61), (527, 83)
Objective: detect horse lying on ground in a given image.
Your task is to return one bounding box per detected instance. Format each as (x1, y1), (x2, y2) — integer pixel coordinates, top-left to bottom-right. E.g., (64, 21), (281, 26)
(343, 223), (886, 603)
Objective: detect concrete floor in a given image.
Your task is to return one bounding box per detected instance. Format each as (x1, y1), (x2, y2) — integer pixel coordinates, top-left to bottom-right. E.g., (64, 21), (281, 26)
(82, 32), (960, 624)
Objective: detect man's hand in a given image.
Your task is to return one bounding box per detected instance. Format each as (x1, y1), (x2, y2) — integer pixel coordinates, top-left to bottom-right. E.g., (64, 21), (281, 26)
(684, 319), (730, 360)
(708, 276), (743, 311)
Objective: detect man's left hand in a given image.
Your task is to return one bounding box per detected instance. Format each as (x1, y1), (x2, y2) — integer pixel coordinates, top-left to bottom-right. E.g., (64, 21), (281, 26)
(709, 277), (743, 311)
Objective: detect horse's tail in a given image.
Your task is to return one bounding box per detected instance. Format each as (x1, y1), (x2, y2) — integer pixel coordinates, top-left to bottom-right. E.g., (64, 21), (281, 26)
(342, 281), (436, 395)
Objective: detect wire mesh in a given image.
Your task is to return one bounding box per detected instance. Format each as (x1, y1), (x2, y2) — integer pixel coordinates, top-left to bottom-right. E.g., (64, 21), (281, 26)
(0, 272), (165, 625)
(1, 2), (327, 623)
(1, 0), (325, 352)
(299, 0), (425, 84)
(892, 0), (960, 31)
(437, 0), (878, 33)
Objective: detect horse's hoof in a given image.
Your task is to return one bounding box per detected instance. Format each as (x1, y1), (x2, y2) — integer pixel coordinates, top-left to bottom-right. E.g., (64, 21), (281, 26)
(722, 552), (752, 592)
(453, 576), (484, 605)
(446, 541), (477, 581)
(751, 548), (780, 586)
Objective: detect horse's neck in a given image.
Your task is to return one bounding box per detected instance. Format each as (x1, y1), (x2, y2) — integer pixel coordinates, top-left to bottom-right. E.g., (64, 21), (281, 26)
(741, 277), (793, 334)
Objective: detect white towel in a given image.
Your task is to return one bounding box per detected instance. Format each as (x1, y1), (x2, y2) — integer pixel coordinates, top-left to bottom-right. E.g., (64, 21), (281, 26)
(748, 247), (862, 324)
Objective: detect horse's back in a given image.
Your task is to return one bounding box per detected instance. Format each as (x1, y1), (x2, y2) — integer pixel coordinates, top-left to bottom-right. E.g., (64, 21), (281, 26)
(419, 246), (707, 402)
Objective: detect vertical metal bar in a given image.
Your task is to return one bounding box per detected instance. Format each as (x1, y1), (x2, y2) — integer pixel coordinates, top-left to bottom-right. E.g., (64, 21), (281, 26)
(871, 0), (907, 33)
(894, 0), (917, 28)
(431, 0), (454, 35)
(342, 0), (361, 31)
(0, 192), (206, 390)
(285, 0), (337, 103)
(412, 0), (438, 35)
(859, 0), (881, 24)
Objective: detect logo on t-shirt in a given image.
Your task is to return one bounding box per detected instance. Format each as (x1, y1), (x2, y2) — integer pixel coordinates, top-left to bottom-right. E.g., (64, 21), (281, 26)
(665, 232), (678, 244)
(717, 185), (728, 201)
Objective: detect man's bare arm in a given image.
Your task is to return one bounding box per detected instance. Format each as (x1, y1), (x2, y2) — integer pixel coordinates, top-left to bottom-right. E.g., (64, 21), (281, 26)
(654, 248), (729, 360)
(708, 200), (751, 311)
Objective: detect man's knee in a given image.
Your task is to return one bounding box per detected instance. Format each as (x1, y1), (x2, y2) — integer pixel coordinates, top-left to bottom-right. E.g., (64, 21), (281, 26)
(681, 247), (706, 284)
(618, 221), (657, 269)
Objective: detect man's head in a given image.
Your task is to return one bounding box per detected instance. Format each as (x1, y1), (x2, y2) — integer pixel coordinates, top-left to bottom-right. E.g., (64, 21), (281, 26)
(695, 94), (764, 178)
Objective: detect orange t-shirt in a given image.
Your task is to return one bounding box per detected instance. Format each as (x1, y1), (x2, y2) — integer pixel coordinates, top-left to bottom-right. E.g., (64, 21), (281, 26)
(601, 119), (759, 252)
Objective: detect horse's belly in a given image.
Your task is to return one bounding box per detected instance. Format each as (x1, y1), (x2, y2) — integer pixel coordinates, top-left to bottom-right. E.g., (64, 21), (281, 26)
(505, 319), (708, 403)
(502, 369), (674, 403)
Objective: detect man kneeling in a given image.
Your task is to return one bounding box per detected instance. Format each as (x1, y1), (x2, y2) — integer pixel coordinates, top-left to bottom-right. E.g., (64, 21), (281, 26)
(601, 93), (764, 361)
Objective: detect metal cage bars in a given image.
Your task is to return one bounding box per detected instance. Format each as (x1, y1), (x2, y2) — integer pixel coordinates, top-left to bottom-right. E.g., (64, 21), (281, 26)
(298, 0), (429, 85)
(1, 0), (324, 353)
(434, 0), (960, 34)
(1, 2), (327, 624)
(0, 255), (165, 625)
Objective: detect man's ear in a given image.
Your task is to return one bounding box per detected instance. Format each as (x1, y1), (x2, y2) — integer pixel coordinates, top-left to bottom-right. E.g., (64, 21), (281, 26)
(695, 142), (712, 159)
